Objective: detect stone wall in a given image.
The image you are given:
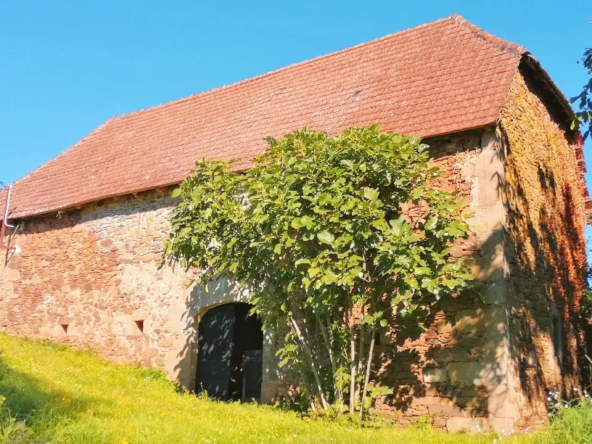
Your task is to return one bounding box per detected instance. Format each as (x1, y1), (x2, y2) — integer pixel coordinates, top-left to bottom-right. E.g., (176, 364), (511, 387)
(499, 69), (592, 424)
(0, 191), (195, 383)
(373, 129), (518, 433)
(0, 190), (283, 393)
(1, 118), (584, 433)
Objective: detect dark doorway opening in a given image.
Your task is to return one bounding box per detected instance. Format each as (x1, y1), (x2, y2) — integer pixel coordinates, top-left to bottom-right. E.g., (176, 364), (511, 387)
(196, 303), (263, 402)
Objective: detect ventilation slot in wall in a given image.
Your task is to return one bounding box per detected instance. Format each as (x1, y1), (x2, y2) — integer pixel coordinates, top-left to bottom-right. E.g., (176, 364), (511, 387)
(135, 320), (144, 334)
(60, 324), (69, 334)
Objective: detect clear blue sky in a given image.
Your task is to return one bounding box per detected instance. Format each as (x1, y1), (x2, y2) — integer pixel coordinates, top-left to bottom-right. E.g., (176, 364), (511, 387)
(1, 0), (590, 186)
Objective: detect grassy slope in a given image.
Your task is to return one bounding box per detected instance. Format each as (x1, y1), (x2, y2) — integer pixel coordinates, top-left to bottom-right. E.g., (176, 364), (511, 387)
(0, 334), (588, 443)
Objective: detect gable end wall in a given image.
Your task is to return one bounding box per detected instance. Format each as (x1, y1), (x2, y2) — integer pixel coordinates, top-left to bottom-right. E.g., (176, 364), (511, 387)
(499, 69), (592, 424)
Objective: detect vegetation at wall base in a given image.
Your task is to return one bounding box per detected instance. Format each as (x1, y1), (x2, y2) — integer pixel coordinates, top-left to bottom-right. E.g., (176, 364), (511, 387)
(0, 333), (591, 443)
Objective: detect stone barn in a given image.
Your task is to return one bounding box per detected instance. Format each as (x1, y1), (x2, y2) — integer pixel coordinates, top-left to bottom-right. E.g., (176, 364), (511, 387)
(1, 14), (591, 433)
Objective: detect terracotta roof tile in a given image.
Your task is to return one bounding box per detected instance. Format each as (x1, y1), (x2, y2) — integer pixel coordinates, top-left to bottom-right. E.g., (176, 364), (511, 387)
(2, 14), (528, 219)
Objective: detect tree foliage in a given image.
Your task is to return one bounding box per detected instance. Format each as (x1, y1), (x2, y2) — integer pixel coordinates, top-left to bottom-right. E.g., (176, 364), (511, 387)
(585, 266), (592, 317)
(573, 30), (592, 315)
(572, 46), (592, 140)
(163, 125), (472, 415)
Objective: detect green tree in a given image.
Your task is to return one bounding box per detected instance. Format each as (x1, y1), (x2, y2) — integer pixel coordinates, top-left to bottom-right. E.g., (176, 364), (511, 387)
(572, 44), (592, 140)
(585, 264), (592, 316)
(162, 125), (472, 415)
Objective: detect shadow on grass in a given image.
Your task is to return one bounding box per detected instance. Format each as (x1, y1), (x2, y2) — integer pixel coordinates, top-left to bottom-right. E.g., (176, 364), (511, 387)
(0, 350), (114, 440)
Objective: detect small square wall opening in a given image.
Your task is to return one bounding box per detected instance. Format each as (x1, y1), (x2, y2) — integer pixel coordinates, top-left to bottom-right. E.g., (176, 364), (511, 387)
(135, 320), (144, 334)
(60, 324), (69, 334)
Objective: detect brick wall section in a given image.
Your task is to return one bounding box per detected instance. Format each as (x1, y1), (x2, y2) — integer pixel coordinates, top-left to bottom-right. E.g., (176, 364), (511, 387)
(500, 70), (592, 423)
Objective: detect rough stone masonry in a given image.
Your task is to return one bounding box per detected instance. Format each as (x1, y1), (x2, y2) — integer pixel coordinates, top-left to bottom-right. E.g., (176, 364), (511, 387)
(1, 15), (592, 434)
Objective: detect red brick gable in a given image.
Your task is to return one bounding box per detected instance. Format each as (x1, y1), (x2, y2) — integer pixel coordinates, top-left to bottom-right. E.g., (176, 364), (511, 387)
(2, 14), (527, 220)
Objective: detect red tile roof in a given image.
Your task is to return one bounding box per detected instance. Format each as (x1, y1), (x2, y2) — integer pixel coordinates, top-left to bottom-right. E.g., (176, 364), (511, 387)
(0, 14), (533, 220)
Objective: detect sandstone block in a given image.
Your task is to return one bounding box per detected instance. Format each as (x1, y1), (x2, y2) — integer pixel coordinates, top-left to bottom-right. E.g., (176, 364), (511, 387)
(410, 396), (453, 407)
(454, 309), (481, 333)
(433, 347), (471, 362)
(455, 307), (506, 338)
(481, 280), (506, 305)
(487, 384), (520, 419)
(427, 405), (467, 417)
(447, 362), (484, 385)
(423, 368), (448, 383)
(436, 385), (464, 398)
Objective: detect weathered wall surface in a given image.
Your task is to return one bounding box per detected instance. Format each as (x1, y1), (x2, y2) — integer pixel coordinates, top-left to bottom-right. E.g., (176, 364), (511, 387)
(0, 131), (517, 432)
(0, 191), (281, 397)
(1, 118), (581, 432)
(0, 191), (200, 385)
(499, 69), (592, 424)
(373, 130), (518, 433)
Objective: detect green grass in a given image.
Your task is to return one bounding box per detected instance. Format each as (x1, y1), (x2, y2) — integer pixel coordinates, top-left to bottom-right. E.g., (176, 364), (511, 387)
(0, 333), (589, 443)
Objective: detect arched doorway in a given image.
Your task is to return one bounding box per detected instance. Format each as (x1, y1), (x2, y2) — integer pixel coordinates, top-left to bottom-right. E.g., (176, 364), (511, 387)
(196, 303), (263, 401)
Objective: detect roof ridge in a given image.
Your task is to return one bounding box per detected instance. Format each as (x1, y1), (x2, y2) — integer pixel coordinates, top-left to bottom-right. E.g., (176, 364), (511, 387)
(111, 16), (454, 120)
(450, 13), (526, 57)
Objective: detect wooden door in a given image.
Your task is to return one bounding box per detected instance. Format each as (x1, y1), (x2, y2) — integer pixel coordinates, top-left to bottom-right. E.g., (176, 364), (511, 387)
(196, 304), (235, 400)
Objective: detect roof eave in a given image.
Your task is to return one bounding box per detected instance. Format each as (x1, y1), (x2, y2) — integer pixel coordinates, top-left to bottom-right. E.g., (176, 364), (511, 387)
(520, 54), (577, 126)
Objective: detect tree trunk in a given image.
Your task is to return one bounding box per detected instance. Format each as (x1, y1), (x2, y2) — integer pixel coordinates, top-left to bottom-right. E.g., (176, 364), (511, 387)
(355, 323), (365, 403)
(317, 316), (342, 409)
(349, 335), (356, 413)
(359, 325), (376, 419)
(347, 293), (356, 413)
(294, 345), (319, 412)
(290, 316), (329, 410)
